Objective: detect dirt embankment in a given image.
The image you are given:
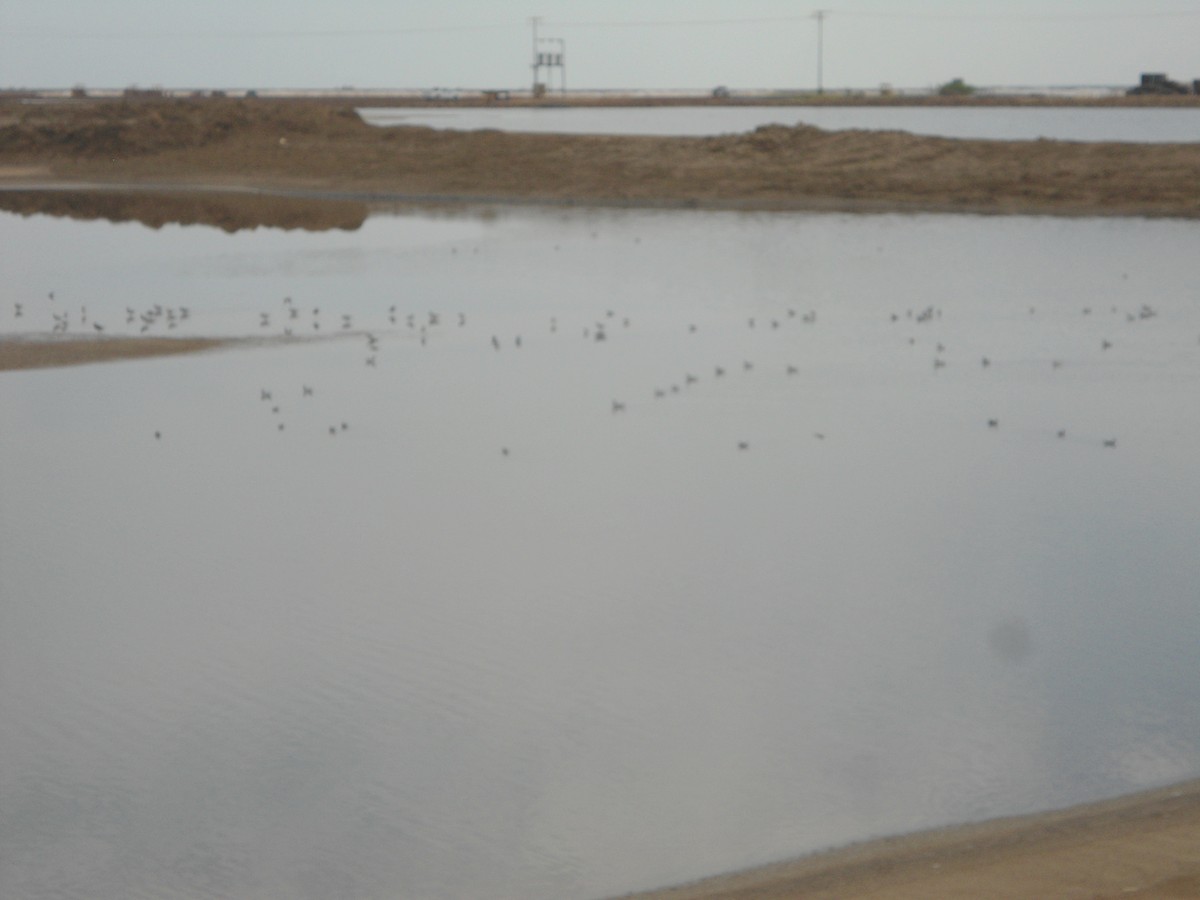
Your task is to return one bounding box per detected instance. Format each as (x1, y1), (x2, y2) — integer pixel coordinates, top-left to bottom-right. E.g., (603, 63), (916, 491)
(2, 97), (1199, 219)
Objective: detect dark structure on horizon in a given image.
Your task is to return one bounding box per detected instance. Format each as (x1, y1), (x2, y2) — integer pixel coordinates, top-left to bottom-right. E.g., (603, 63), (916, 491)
(1128, 73), (1198, 95)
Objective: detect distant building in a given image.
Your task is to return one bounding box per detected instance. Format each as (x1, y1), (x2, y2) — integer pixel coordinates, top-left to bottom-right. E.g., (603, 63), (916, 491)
(1128, 73), (1194, 95)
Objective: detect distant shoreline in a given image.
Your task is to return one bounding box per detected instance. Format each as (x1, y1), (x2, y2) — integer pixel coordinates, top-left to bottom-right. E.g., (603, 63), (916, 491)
(7, 88), (1200, 109)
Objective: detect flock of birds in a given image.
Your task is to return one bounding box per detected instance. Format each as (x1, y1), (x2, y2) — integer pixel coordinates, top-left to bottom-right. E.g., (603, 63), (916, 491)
(5, 265), (1192, 456)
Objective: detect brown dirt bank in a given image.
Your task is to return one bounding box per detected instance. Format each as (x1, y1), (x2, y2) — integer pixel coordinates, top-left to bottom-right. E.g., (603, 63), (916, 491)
(618, 778), (1200, 900)
(2, 97), (1199, 218)
(0, 188), (367, 233)
(1, 335), (246, 371)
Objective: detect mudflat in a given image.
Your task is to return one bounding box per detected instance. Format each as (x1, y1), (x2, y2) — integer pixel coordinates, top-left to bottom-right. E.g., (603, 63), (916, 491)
(2, 96), (1199, 218)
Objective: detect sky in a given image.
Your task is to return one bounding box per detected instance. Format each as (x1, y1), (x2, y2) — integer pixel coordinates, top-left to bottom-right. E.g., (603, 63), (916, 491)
(2, 1), (1198, 92)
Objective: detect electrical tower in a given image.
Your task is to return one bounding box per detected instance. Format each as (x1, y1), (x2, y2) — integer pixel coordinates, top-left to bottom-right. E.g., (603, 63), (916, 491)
(529, 17), (566, 96)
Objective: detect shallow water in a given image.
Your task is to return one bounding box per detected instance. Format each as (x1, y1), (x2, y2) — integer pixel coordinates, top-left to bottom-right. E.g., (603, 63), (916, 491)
(2, 205), (1200, 900)
(360, 104), (1200, 142)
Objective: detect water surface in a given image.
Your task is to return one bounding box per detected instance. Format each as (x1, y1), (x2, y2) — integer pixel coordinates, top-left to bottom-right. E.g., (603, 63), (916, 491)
(360, 104), (1200, 142)
(2, 205), (1200, 899)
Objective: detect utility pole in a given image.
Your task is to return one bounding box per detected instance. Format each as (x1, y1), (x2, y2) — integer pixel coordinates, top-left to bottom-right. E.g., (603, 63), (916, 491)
(814, 10), (828, 95)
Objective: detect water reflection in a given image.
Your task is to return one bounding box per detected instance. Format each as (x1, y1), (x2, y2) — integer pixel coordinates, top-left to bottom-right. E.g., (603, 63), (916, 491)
(0, 189), (367, 233)
(2, 204), (1200, 899)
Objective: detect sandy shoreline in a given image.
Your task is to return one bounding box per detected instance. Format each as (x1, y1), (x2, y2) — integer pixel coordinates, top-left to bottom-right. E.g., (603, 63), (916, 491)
(618, 778), (1200, 900)
(0, 334), (277, 371)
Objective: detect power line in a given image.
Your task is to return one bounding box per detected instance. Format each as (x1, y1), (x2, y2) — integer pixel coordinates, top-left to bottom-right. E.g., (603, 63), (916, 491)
(4, 8), (1195, 41)
(0, 23), (522, 40)
(544, 9), (1200, 28)
(5, 8), (1198, 40)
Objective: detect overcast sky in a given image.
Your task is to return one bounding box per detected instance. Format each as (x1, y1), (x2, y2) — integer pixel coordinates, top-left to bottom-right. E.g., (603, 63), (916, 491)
(2, 1), (1198, 92)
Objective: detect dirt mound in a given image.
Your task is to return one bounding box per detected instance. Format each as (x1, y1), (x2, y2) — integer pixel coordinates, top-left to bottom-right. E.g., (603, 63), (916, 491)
(3, 97), (1200, 219)
(0, 98), (366, 159)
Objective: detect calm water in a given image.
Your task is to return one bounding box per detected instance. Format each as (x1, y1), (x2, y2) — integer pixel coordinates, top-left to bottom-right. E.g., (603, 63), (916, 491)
(359, 104), (1200, 142)
(2, 204), (1200, 900)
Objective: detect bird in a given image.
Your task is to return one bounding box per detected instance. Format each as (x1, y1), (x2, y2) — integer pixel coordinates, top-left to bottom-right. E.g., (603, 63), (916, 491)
(491, 336), (500, 350)
(1102, 339), (1113, 351)
(1056, 430), (1066, 439)
(261, 390), (272, 401)
(302, 385), (314, 397)
(1103, 438), (1117, 448)
(611, 401), (625, 413)
(737, 441), (750, 451)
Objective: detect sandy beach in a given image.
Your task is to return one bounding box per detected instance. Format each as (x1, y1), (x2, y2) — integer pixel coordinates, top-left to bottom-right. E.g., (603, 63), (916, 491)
(617, 779), (1200, 899)
(4, 95), (1200, 898)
